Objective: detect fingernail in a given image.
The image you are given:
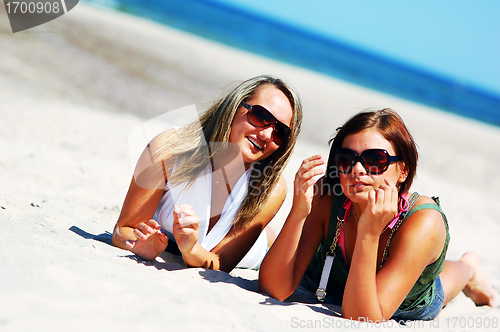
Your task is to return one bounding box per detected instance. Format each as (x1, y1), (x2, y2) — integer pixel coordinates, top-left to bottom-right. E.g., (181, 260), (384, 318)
(160, 234), (168, 243)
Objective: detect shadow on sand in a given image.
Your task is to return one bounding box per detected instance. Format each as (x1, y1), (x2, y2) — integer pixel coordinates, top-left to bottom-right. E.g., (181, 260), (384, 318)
(69, 225), (341, 316)
(198, 268), (341, 317)
(69, 225), (186, 271)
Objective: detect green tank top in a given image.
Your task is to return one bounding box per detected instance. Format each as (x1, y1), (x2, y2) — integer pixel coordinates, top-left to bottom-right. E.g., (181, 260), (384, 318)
(304, 193), (450, 311)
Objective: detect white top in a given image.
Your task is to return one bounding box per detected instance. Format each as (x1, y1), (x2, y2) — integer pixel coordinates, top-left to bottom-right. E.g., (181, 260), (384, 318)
(153, 163), (267, 269)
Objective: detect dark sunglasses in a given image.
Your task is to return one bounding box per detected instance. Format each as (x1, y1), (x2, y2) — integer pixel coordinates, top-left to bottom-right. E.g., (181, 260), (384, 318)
(242, 102), (290, 145)
(334, 148), (400, 175)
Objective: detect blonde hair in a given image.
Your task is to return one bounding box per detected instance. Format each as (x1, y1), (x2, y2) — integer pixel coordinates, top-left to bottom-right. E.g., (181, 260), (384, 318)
(159, 75), (302, 228)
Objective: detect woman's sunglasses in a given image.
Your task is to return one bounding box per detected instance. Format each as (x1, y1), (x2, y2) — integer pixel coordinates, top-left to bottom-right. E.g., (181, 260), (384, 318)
(334, 148), (400, 175)
(242, 102), (290, 145)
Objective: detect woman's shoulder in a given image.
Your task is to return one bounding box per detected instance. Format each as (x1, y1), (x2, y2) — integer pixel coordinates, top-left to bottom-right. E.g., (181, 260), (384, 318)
(267, 175), (288, 204)
(134, 129), (178, 181)
(244, 175), (287, 230)
(393, 193), (448, 263)
(149, 128), (178, 158)
(398, 193), (446, 241)
(412, 194), (436, 205)
(406, 194), (444, 219)
(406, 193), (443, 219)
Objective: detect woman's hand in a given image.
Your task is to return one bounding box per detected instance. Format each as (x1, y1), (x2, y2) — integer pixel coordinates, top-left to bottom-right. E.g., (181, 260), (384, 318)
(123, 219), (169, 261)
(172, 204), (200, 255)
(291, 154), (325, 219)
(358, 178), (399, 236)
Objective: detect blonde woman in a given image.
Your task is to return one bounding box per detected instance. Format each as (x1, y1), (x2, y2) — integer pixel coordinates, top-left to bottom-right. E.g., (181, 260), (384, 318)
(113, 75), (302, 271)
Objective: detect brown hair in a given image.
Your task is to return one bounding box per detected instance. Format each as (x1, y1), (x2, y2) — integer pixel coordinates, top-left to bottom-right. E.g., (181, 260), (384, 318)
(324, 108), (418, 196)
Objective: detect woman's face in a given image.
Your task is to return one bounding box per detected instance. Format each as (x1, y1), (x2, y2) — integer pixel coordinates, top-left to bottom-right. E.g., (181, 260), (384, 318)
(229, 85), (293, 167)
(339, 129), (407, 205)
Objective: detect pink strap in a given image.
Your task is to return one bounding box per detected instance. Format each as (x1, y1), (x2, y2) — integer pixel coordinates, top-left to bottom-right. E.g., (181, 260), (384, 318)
(339, 199), (351, 262)
(388, 193), (409, 229)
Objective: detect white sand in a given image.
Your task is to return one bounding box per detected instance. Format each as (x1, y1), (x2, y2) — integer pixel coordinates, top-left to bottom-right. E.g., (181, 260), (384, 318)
(0, 3), (499, 331)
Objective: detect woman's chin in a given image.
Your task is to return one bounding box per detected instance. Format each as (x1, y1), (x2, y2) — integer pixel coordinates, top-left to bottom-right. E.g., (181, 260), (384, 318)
(345, 190), (369, 203)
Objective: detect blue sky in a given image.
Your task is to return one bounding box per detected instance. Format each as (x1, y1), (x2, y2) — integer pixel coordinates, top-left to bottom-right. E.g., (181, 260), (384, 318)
(214, 0), (500, 96)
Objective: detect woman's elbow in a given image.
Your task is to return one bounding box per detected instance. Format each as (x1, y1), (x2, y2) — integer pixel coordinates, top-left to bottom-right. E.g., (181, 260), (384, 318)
(111, 223), (129, 250)
(111, 223), (121, 247)
(261, 289), (291, 302)
(258, 275), (292, 301)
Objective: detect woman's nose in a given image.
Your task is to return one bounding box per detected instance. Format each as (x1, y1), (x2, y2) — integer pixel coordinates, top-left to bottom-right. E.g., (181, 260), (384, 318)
(352, 160), (366, 174)
(258, 126), (274, 142)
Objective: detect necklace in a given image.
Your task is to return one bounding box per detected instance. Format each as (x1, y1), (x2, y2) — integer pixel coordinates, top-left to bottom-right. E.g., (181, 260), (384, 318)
(213, 170), (231, 194)
(352, 207), (389, 235)
(352, 207), (359, 223)
(211, 160), (234, 195)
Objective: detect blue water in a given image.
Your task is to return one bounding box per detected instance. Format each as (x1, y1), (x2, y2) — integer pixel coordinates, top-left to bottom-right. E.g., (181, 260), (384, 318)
(83, 0), (500, 127)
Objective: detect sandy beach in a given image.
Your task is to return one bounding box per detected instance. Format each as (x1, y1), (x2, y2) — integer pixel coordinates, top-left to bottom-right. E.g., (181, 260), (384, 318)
(1, 3), (499, 331)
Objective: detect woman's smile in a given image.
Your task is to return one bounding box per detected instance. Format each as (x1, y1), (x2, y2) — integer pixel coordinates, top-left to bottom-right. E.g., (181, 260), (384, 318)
(247, 136), (264, 151)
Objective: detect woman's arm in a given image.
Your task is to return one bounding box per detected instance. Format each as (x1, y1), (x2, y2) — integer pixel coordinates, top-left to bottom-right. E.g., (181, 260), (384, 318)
(112, 130), (175, 260)
(259, 155), (327, 300)
(342, 187), (447, 321)
(112, 176), (168, 260)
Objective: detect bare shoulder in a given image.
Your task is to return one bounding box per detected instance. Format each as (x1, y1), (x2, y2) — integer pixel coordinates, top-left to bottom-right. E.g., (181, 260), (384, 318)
(133, 128), (178, 187)
(402, 194), (445, 231)
(272, 175), (288, 198)
(392, 193), (447, 262)
(148, 128), (178, 161)
(413, 194), (438, 205)
(261, 176), (288, 213)
(409, 194), (444, 222)
(241, 176), (287, 232)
